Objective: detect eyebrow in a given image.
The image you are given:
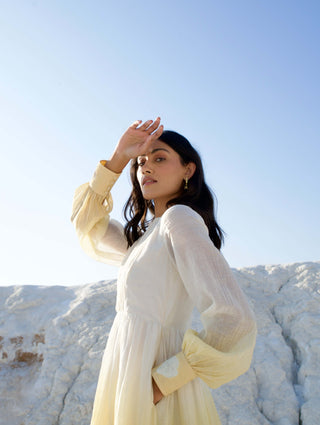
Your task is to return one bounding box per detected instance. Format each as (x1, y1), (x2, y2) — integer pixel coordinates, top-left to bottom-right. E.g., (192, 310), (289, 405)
(138, 148), (170, 158)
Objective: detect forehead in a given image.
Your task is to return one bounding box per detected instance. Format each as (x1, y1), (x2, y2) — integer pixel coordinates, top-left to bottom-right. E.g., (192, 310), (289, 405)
(139, 140), (172, 157)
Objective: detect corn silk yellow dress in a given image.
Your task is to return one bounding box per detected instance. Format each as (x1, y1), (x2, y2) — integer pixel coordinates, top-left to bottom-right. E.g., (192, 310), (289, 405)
(71, 161), (257, 425)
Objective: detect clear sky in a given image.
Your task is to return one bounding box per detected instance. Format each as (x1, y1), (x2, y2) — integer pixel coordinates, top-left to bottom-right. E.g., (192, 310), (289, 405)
(0, 0), (319, 286)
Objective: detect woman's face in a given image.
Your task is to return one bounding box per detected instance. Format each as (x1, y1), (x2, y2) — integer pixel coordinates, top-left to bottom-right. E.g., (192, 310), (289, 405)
(136, 140), (193, 217)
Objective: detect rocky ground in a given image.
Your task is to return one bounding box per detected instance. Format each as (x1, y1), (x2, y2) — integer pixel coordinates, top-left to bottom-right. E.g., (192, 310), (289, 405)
(0, 261), (319, 425)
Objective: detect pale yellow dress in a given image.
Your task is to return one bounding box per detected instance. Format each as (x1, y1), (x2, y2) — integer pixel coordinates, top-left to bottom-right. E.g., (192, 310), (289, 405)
(71, 161), (257, 425)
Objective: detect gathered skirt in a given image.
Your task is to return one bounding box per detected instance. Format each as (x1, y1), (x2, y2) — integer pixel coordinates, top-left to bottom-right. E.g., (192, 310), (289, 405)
(90, 310), (221, 425)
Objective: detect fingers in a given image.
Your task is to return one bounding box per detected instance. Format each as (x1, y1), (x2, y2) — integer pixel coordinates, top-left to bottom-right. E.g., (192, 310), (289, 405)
(151, 123), (164, 139)
(130, 120), (142, 129)
(144, 124), (164, 151)
(137, 119), (154, 131)
(135, 117), (161, 134)
(145, 117), (161, 134)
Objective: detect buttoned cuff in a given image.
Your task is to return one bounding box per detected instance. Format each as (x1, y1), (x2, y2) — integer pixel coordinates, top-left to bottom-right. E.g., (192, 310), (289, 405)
(89, 160), (121, 196)
(151, 351), (197, 397)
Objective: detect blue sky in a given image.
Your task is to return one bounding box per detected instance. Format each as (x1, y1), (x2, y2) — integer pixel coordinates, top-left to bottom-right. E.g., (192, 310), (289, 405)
(0, 0), (319, 286)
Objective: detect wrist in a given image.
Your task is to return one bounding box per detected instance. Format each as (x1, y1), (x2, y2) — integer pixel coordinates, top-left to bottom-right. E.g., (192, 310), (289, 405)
(104, 151), (129, 173)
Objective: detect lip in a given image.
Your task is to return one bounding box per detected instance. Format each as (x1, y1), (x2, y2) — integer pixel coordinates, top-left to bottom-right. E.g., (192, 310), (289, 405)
(142, 177), (157, 186)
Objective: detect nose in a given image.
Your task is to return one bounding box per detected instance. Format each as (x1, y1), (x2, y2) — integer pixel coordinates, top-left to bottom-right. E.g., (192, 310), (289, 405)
(141, 159), (152, 174)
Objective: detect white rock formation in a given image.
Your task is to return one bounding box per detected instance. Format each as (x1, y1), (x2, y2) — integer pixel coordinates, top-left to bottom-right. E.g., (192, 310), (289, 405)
(0, 261), (319, 425)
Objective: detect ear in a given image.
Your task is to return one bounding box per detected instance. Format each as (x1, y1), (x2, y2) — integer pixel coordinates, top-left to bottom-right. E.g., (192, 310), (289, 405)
(185, 162), (196, 179)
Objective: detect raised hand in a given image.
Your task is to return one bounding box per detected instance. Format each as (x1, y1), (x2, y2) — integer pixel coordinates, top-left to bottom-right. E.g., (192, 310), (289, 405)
(106, 118), (164, 173)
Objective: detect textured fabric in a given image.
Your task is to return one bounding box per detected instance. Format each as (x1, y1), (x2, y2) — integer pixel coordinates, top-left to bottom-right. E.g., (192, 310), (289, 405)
(152, 351), (197, 397)
(71, 161), (257, 425)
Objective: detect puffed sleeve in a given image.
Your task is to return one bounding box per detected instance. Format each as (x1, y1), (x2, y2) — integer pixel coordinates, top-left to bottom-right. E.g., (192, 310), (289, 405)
(152, 205), (257, 396)
(71, 160), (128, 266)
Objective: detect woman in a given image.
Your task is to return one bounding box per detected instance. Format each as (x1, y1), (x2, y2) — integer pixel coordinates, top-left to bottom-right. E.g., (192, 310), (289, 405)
(71, 117), (257, 425)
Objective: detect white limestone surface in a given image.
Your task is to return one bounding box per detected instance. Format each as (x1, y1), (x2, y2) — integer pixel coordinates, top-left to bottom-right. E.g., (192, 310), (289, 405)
(0, 261), (319, 425)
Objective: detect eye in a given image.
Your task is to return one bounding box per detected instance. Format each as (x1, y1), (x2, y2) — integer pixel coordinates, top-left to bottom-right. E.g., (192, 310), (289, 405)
(155, 157), (165, 162)
(137, 159), (145, 167)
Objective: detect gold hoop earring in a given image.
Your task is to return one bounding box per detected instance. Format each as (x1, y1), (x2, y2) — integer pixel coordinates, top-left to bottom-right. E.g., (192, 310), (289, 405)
(184, 178), (188, 190)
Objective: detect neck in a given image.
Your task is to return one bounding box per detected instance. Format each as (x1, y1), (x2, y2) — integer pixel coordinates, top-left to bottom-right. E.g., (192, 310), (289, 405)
(153, 199), (167, 218)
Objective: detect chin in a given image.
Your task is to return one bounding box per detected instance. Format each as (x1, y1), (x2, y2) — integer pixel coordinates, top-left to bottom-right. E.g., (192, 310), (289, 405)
(140, 189), (152, 200)
(140, 187), (157, 201)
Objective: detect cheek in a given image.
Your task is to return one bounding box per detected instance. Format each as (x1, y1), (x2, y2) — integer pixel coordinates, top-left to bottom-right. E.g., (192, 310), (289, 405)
(136, 169), (142, 183)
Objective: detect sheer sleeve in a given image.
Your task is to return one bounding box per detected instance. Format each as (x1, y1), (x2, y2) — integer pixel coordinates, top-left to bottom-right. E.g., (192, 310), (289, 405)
(152, 205), (257, 396)
(71, 161), (127, 266)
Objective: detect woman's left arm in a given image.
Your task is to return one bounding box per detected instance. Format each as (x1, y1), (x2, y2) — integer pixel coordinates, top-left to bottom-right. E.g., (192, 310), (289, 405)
(152, 205), (257, 397)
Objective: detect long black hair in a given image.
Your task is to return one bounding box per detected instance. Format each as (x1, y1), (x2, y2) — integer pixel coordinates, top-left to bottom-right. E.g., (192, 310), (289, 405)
(123, 130), (224, 249)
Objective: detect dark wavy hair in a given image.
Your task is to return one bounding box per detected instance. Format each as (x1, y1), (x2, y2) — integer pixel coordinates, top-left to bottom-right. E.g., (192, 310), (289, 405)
(123, 130), (224, 249)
